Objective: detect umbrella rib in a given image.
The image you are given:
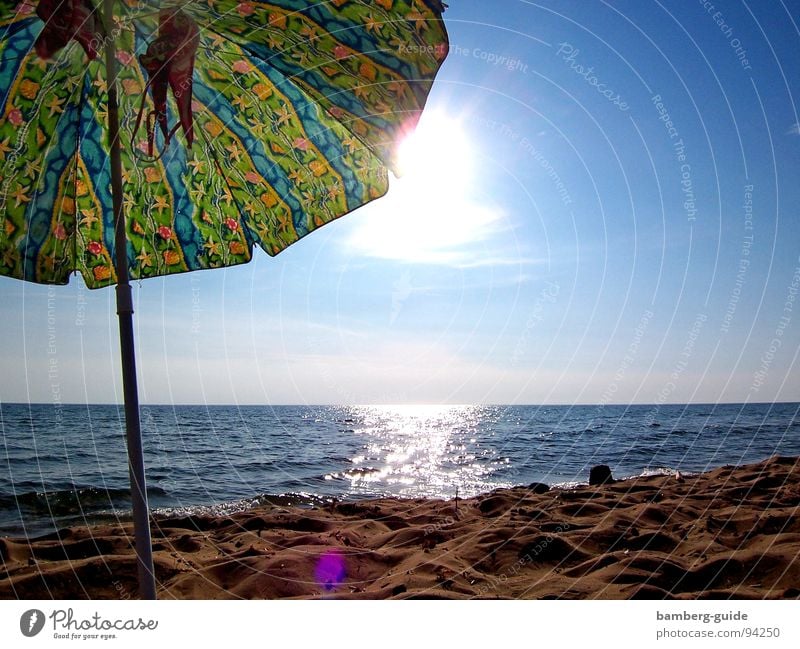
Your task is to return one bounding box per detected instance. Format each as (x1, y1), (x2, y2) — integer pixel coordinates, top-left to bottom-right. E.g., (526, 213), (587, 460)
(71, 56), (92, 281)
(72, 114), (79, 279)
(58, 68), (90, 281)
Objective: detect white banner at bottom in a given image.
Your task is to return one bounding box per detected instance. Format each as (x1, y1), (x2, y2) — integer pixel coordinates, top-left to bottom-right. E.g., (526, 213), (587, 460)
(1, 600), (797, 648)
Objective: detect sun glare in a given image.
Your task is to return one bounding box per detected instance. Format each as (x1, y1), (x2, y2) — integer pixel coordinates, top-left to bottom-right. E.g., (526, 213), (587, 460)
(349, 111), (501, 263)
(396, 112), (474, 185)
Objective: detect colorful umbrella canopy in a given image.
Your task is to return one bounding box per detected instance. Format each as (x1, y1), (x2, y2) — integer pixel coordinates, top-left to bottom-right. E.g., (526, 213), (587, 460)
(0, 0), (449, 598)
(0, 0), (448, 287)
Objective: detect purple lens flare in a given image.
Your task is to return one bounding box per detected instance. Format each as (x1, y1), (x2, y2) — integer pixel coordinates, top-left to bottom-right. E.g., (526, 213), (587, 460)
(315, 551), (346, 592)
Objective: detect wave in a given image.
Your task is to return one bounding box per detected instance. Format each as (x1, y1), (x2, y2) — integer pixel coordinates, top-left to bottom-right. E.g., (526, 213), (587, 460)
(324, 467), (382, 481)
(0, 485), (167, 517)
(151, 492), (333, 520)
(637, 467), (680, 477)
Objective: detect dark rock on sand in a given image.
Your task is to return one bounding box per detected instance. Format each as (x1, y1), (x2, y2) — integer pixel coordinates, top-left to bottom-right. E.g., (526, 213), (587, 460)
(589, 465), (614, 486)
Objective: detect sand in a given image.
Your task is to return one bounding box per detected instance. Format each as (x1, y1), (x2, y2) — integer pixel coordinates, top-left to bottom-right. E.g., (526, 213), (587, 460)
(2, 455), (799, 599)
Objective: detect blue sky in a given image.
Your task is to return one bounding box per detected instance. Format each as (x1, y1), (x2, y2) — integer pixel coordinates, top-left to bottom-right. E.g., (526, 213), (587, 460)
(2, 0), (799, 406)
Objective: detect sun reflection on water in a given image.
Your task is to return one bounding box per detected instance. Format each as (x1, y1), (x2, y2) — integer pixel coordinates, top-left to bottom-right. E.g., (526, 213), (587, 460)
(326, 404), (513, 499)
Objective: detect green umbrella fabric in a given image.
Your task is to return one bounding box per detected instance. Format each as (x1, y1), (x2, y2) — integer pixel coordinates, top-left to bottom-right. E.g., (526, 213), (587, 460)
(0, 0), (449, 288)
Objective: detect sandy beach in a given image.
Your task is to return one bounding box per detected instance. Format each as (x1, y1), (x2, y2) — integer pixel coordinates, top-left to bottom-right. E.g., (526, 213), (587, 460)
(1, 455), (799, 599)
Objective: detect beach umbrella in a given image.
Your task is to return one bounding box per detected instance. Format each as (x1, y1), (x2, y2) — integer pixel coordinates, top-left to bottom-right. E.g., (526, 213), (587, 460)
(0, 0), (449, 598)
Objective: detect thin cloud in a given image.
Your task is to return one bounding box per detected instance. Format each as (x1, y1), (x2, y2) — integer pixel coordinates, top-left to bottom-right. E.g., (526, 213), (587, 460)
(345, 184), (509, 266)
(454, 256), (547, 270)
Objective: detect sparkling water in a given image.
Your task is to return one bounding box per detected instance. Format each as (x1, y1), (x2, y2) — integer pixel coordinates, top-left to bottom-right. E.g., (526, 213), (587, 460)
(1, 402), (799, 536)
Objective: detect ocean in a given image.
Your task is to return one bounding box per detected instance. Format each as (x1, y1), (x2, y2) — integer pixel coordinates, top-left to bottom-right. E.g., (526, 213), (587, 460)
(1, 402), (799, 536)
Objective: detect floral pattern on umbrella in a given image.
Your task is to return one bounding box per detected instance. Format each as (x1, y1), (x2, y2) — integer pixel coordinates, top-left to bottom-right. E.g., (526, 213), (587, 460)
(0, 0), (449, 288)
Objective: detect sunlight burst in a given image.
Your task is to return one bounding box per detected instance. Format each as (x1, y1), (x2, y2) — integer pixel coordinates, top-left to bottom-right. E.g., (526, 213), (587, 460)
(348, 111), (502, 264)
(396, 111), (474, 186)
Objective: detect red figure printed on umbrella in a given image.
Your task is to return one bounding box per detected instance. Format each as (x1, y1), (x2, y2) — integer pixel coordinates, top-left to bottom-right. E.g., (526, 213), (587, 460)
(135, 8), (200, 155)
(35, 0), (105, 60)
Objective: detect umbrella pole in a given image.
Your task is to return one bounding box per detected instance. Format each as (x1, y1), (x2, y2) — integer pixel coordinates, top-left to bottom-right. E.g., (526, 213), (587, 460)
(103, 0), (157, 600)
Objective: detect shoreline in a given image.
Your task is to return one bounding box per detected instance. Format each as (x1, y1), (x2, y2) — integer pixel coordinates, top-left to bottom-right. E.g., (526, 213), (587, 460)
(0, 465), (703, 540)
(1, 454), (799, 599)
(0, 466), (710, 540)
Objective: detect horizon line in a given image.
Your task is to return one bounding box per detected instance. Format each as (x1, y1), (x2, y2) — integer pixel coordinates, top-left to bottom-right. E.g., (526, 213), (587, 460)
(3, 400), (799, 408)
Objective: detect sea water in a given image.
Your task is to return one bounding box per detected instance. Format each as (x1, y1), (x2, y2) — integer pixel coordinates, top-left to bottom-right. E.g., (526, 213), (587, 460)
(1, 402), (799, 536)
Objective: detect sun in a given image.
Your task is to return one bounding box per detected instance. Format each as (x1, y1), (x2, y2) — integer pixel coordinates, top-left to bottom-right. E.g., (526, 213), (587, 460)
(396, 111), (474, 187)
(348, 110), (501, 263)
